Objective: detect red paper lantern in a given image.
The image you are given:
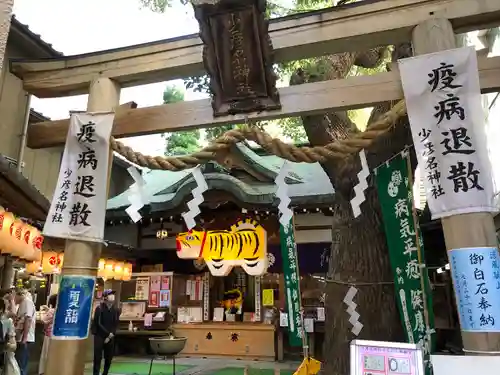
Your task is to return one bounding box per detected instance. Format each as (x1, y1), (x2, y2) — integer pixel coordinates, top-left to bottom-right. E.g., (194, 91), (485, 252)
(7, 219), (25, 257)
(0, 208), (15, 254)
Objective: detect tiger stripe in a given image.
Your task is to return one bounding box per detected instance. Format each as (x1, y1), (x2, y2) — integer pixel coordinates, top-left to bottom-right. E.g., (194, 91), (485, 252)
(176, 219), (268, 276)
(204, 228), (260, 261)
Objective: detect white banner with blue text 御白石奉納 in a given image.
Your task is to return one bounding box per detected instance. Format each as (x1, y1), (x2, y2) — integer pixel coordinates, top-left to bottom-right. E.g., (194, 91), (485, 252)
(449, 247), (500, 332)
(43, 112), (115, 242)
(398, 46), (497, 219)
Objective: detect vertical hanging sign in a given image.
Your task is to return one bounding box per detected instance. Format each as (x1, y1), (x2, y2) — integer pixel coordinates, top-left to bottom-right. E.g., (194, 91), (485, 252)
(280, 218), (303, 347)
(203, 272), (210, 321)
(52, 275), (96, 340)
(254, 275), (262, 322)
(43, 112), (115, 242)
(399, 46), (496, 219)
(375, 153), (436, 373)
(449, 247), (500, 332)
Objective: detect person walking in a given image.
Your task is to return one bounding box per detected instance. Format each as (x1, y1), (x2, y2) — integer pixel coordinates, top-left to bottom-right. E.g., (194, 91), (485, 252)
(38, 294), (57, 375)
(0, 295), (20, 375)
(13, 289), (34, 375)
(2, 290), (15, 320)
(92, 290), (120, 375)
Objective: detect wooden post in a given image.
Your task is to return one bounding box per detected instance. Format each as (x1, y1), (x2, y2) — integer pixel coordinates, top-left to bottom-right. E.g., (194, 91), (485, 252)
(45, 78), (120, 375)
(0, 0), (14, 73)
(412, 19), (500, 354)
(0, 2), (15, 293)
(1, 256), (14, 289)
(277, 273), (285, 361)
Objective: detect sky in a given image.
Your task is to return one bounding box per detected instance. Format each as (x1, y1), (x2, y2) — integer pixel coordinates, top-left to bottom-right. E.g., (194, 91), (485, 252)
(13, 0), (207, 156)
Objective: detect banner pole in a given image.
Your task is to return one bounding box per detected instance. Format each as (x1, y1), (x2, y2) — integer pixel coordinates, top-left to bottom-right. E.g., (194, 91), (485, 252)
(405, 155), (433, 350)
(412, 18), (500, 355)
(45, 78), (121, 375)
(290, 215), (309, 359)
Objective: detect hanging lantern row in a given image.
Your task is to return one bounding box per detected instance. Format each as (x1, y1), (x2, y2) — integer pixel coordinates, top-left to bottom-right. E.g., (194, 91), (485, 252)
(98, 259), (132, 281)
(25, 251), (64, 275)
(26, 254), (132, 281)
(0, 206), (43, 263)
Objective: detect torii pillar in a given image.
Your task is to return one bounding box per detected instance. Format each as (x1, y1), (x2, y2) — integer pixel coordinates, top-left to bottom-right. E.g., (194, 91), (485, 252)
(45, 77), (121, 375)
(412, 18), (500, 355)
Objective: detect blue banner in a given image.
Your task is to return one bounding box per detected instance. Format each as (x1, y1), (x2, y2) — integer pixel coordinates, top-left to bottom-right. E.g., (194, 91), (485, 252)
(52, 275), (96, 339)
(450, 247), (500, 332)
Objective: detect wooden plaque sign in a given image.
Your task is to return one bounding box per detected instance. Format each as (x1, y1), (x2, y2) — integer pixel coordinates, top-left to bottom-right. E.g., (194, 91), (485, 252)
(193, 0), (281, 116)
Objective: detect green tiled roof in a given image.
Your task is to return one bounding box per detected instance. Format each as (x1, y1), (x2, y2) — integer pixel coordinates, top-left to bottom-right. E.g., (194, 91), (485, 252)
(107, 143), (335, 213)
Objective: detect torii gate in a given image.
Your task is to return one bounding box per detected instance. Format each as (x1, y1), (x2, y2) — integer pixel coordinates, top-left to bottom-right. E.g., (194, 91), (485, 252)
(10, 0), (500, 374)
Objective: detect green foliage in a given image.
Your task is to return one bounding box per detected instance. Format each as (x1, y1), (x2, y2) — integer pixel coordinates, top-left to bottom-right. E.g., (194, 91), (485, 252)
(139, 0), (335, 17)
(205, 125), (234, 142)
(275, 117), (307, 143)
(162, 85), (201, 156)
(164, 130), (201, 156)
(163, 85), (185, 104)
(256, 117), (307, 143)
(184, 75), (211, 94)
(139, 0), (173, 13)
(139, 0), (191, 12)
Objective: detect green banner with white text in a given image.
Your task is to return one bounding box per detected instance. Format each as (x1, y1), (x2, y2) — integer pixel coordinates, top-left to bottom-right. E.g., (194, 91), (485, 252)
(280, 218), (304, 347)
(375, 153), (436, 374)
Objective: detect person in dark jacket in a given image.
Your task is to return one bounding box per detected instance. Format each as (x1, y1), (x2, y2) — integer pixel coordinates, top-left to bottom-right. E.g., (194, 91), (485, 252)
(92, 290), (120, 375)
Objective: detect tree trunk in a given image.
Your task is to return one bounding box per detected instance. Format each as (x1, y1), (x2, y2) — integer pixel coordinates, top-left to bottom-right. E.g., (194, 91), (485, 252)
(292, 44), (414, 375)
(0, 0), (14, 72)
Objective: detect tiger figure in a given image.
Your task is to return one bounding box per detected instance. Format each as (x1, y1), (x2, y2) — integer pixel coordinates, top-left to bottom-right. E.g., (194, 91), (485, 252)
(176, 219), (268, 276)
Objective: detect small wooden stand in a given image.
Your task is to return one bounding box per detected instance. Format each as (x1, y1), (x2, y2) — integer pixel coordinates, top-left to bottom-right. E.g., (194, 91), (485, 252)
(173, 322), (275, 360)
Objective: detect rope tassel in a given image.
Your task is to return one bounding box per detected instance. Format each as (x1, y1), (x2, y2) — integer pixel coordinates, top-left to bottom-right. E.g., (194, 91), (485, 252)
(109, 100), (407, 171)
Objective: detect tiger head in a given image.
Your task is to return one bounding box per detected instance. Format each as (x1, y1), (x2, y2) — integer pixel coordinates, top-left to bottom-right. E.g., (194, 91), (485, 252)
(176, 230), (205, 259)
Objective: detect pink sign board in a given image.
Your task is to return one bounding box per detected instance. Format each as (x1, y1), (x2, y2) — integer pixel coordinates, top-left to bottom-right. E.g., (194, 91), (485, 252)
(350, 340), (424, 375)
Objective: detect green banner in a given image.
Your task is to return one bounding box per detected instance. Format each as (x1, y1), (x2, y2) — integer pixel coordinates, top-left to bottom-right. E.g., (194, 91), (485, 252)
(280, 218), (303, 347)
(375, 154), (436, 373)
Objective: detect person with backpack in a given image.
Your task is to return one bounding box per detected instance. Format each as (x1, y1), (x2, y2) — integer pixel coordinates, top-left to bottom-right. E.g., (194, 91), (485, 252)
(0, 297), (20, 375)
(38, 294), (57, 375)
(92, 290), (120, 375)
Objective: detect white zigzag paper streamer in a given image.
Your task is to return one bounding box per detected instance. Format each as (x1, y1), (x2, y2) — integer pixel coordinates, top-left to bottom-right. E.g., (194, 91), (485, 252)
(125, 166), (147, 223)
(350, 149), (369, 218)
(343, 286), (363, 336)
(182, 167), (208, 230)
(275, 161), (293, 226)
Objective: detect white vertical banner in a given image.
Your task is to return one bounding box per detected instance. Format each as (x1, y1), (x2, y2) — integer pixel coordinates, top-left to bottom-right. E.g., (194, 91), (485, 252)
(399, 46), (497, 219)
(43, 112), (115, 242)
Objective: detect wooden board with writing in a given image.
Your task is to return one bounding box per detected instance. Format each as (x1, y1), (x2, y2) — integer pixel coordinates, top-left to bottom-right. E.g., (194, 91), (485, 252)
(193, 0), (281, 116)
